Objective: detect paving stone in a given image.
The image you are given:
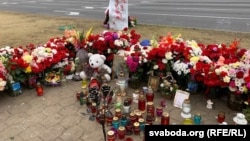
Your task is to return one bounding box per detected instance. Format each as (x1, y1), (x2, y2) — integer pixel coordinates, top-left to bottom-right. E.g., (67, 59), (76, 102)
(26, 137), (43, 141)
(0, 122), (7, 132)
(59, 97), (77, 107)
(43, 95), (63, 106)
(60, 126), (84, 141)
(38, 125), (64, 141)
(60, 115), (82, 129)
(0, 124), (25, 141)
(19, 124), (45, 140)
(7, 102), (32, 115)
(5, 113), (29, 126)
(41, 113), (63, 128)
(59, 105), (78, 116)
(0, 111), (10, 122)
(42, 104), (62, 116)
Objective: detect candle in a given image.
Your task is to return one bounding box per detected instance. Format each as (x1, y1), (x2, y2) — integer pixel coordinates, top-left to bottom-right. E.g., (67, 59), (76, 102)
(36, 82), (43, 96)
(217, 111), (225, 123)
(112, 116), (120, 130)
(117, 126), (126, 139)
(161, 112), (170, 125)
(107, 130), (115, 141)
(193, 113), (201, 125)
(133, 122), (140, 135)
(146, 86), (154, 102)
(156, 107), (163, 117)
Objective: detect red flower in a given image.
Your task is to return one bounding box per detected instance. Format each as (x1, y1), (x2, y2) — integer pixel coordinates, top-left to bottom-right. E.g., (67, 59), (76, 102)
(236, 71), (244, 79)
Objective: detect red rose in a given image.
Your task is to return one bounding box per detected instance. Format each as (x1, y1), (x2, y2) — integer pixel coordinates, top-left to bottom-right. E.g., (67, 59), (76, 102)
(236, 71), (244, 79)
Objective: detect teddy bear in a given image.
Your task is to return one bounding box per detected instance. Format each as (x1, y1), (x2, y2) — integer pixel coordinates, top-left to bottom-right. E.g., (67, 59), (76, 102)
(72, 48), (89, 81)
(79, 53), (112, 82)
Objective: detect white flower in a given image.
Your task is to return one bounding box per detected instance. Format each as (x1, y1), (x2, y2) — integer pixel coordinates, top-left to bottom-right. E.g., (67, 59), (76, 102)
(165, 52), (173, 60)
(223, 76), (230, 83)
(153, 65), (159, 70)
(160, 83), (164, 87)
(162, 59), (168, 64)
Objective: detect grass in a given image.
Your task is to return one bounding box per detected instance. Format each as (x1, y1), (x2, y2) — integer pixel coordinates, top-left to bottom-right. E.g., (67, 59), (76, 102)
(1, 10), (250, 48)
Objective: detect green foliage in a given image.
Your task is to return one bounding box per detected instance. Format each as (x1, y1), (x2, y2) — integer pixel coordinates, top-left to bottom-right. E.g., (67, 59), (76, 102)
(242, 107), (250, 122)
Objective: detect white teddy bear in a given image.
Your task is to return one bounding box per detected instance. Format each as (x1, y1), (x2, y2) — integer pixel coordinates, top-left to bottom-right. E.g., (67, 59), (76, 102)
(79, 53), (112, 82)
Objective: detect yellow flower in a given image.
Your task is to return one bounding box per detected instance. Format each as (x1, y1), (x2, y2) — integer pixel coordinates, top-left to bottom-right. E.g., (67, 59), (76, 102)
(25, 66), (32, 73)
(190, 56), (200, 63)
(22, 53), (33, 63)
(187, 40), (199, 48)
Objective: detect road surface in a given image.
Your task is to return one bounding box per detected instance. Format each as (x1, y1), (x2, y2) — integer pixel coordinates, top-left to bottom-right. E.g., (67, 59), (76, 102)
(0, 0), (250, 32)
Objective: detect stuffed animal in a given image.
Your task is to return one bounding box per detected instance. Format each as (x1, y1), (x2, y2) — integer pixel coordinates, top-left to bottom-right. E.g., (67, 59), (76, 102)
(72, 48), (89, 81)
(80, 53), (112, 82)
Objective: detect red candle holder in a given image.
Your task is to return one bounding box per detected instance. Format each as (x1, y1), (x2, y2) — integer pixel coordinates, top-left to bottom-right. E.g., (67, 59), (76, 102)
(146, 102), (155, 120)
(156, 107), (163, 117)
(133, 122), (140, 135)
(36, 82), (43, 96)
(217, 112), (225, 123)
(107, 130), (115, 141)
(117, 126), (126, 140)
(138, 94), (146, 113)
(124, 137), (134, 141)
(146, 87), (154, 102)
(129, 112), (136, 125)
(161, 112), (170, 125)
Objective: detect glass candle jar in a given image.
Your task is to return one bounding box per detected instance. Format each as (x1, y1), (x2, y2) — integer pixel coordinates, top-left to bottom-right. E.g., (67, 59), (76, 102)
(36, 82), (43, 96)
(123, 99), (131, 114)
(120, 114), (128, 127)
(133, 89), (140, 103)
(146, 112), (153, 125)
(135, 111), (143, 122)
(126, 96), (132, 105)
(115, 108), (122, 119)
(115, 102), (122, 110)
(161, 112), (170, 125)
(146, 86), (154, 102)
(181, 99), (192, 118)
(133, 122), (140, 135)
(117, 126), (126, 140)
(107, 130), (115, 141)
(138, 118), (145, 131)
(129, 112), (137, 125)
(106, 110), (113, 126)
(124, 137), (134, 141)
(138, 94), (146, 113)
(112, 116), (120, 130)
(182, 99), (191, 114)
(146, 102), (155, 120)
(156, 107), (163, 117)
(76, 91), (81, 100)
(183, 118), (193, 125)
(193, 113), (201, 125)
(91, 102), (97, 114)
(217, 111), (225, 123)
(125, 120), (133, 135)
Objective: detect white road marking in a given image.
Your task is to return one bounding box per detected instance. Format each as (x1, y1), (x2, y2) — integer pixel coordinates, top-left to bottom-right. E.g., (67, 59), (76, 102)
(19, 5), (46, 9)
(68, 12), (79, 15)
(54, 10), (69, 13)
(85, 6), (93, 9)
(2, 2), (17, 4)
(135, 12), (250, 20)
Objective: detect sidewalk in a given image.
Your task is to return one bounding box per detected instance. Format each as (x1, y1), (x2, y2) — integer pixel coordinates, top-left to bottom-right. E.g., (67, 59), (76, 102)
(0, 80), (239, 141)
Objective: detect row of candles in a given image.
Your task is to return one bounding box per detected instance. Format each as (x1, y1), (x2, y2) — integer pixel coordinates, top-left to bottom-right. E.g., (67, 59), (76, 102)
(77, 75), (248, 141)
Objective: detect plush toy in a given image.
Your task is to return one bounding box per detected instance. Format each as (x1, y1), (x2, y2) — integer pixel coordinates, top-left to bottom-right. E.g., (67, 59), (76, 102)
(72, 48), (89, 81)
(80, 53), (112, 82)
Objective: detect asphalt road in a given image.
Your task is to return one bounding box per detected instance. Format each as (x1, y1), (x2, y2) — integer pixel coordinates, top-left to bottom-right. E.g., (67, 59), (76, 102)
(0, 0), (250, 32)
